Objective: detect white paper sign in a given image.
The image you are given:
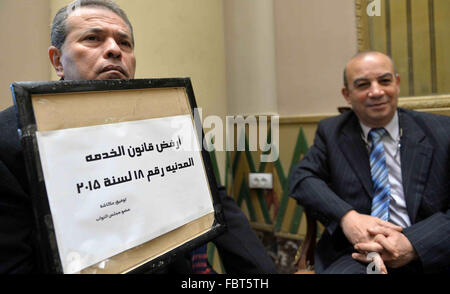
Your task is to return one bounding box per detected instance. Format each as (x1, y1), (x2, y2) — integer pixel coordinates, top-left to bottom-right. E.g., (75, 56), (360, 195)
(36, 114), (214, 274)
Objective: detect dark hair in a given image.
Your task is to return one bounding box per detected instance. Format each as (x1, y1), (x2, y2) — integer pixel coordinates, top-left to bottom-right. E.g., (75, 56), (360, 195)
(343, 51), (397, 89)
(51, 0), (134, 49)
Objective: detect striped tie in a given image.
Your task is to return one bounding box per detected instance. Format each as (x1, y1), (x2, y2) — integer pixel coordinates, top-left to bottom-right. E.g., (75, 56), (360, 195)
(369, 128), (390, 221)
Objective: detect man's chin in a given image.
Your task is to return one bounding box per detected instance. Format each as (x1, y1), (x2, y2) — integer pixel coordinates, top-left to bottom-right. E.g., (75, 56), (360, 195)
(366, 111), (395, 128)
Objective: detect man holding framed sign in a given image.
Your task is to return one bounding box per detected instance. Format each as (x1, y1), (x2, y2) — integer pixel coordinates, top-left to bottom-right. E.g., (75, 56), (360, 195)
(0, 0), (276, 274)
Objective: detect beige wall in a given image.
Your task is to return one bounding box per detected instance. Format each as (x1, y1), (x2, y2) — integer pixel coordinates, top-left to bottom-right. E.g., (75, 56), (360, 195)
(222, 0), (358, 117)
(274, 0), (358, 116)
(224, 0), (278, 115)
(0, 0), (51, 110)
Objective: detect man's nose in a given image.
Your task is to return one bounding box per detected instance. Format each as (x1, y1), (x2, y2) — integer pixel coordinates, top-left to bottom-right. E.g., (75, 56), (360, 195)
(103, 38), (121, 59)
(368, 82), (384, 98)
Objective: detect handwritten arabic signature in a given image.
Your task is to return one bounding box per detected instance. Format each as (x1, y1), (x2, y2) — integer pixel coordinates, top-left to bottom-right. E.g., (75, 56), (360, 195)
(99, 197), (127, 209)
(96, 208), (131, 222)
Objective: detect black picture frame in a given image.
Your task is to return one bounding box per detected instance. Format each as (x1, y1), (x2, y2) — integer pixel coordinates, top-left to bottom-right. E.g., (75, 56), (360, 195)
(10, 78), (226, 274)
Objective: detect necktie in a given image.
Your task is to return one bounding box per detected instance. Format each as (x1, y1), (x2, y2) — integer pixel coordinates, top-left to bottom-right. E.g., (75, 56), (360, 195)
(369, 128), (390, 221)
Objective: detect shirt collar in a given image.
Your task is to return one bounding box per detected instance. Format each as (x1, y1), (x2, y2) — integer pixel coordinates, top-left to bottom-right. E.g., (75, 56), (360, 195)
(359, 111), (399, 142)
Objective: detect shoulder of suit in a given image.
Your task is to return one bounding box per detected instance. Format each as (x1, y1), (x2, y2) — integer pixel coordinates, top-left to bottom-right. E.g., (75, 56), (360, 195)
(318, 109), (356, 131)
(398, 107), (450, 126)
(0, 105), (17, 126)
(0, 106), (21, 156)
(398, 107), (450, 144)
(0, 106), (19, 136)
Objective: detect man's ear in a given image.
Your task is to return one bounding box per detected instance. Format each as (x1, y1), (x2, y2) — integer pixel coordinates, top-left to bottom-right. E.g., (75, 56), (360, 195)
(395, 73), (401, 95)
(48, 46), (64, 79)
(341, 87), (351, 105)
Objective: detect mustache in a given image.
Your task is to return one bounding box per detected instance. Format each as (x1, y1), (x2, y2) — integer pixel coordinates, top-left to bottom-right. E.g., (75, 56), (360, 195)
(99, 65), (127, 77)
(366, 97), (390, 106)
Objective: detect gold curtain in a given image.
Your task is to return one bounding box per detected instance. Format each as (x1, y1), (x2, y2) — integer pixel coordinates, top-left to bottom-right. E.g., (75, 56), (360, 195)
(356, 0), (450, 97)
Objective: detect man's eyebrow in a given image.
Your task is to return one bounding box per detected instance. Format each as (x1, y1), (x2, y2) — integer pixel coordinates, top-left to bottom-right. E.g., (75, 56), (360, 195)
(353, 77), (369, 86)
(116, 30), (133, 41)
(377, 73), (394, 79)
(352, 72), (394, 86)
(83, 27), (104, 34)
(82, 27), (132, 39)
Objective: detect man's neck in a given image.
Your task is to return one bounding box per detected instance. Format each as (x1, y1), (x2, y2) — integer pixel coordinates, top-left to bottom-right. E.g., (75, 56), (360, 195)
(359, 111), (400, 142)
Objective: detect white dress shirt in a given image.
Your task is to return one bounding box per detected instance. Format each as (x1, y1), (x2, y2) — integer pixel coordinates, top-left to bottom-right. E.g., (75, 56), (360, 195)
(359, 111), (412, 228)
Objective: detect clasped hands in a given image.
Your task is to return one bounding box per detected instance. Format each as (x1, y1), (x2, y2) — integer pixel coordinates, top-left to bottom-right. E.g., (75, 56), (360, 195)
(340, 210), (418, 274)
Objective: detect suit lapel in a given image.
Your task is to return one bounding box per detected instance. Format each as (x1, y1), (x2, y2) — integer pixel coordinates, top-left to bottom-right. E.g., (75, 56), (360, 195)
(338, 115), (373, 199)
(398, 110), (433, 223)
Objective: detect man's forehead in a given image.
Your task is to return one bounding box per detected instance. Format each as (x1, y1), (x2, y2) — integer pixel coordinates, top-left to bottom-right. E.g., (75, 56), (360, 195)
(346, 53), (395, 80)
(66, 6), (130, 34)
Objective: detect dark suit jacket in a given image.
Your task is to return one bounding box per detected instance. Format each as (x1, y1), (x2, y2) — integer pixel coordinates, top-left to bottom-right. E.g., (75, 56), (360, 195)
(289, 108), (450, 273)
(0, 106), (277, 274)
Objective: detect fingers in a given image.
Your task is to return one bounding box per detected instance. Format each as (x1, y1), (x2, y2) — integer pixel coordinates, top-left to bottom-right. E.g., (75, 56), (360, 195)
(352, 252), (369, 263)
(354, 241), (384, 253)
(368, 225), (401, 238)
(375, 219), (403, 232)
(370, 231), (396, 254)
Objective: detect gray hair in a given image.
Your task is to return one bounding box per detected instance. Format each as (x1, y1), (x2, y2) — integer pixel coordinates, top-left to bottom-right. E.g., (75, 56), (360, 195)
(51, 0), (134, 50)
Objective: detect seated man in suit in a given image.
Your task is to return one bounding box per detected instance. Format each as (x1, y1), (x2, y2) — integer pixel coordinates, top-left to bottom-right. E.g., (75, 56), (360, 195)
(289, 50), (449, 274)
(0, 0), (277, 274)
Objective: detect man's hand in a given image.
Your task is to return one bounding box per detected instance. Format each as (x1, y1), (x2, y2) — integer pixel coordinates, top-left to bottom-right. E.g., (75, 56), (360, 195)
(340, 210), (403, 245)
(352, 226), (418, 268)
